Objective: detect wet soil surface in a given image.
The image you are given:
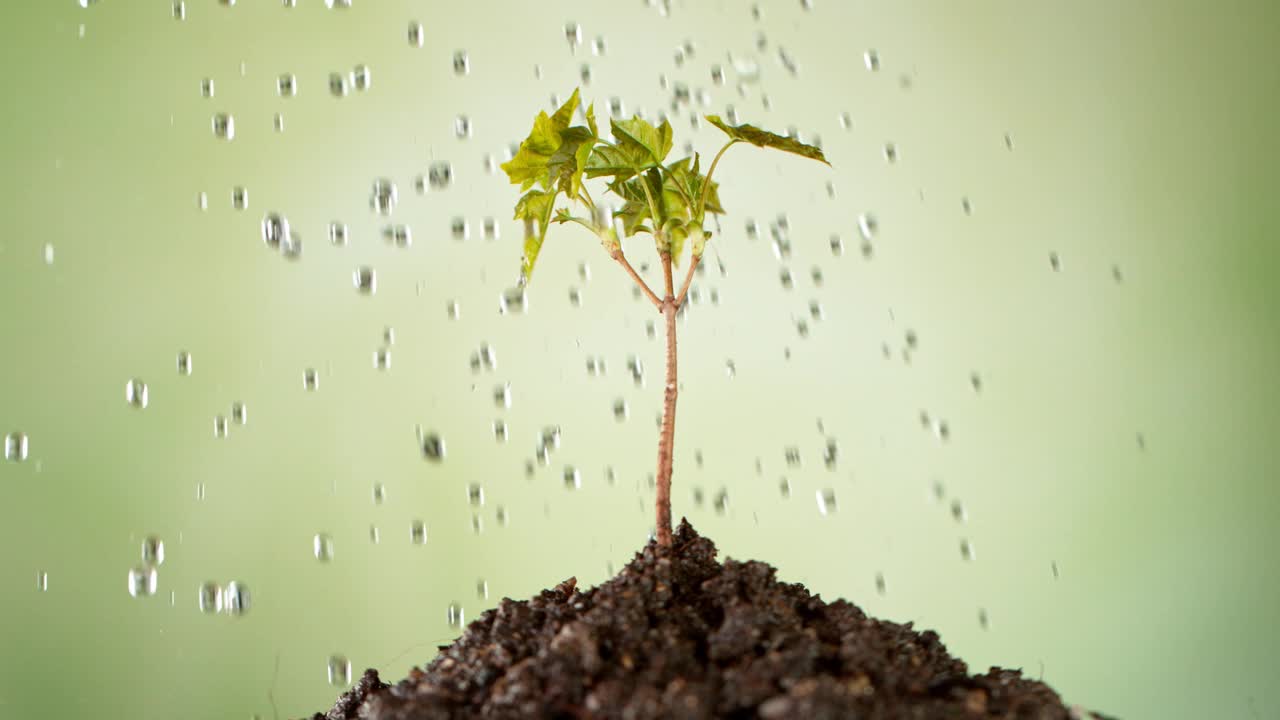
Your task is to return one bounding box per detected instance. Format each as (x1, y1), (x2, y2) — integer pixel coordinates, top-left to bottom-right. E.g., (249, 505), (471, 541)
(312, 520), (1114, 719)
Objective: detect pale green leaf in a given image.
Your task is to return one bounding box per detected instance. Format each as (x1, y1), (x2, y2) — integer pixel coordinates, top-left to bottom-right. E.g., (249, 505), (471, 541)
(611, 117), (673, 165)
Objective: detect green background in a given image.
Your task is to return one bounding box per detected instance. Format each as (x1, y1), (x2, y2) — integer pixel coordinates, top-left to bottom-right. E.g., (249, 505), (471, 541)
(2, 1), (1277, 718)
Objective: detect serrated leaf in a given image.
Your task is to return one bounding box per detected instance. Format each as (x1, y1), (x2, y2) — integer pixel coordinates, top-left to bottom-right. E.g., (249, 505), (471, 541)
(550, 88), (581, 132)
(705, 115), (830, 165)
(513, 189), (556, 283)
(547, 126), (596, 197)
(585, 143), (652, 182)
(611, 117), (673, 165)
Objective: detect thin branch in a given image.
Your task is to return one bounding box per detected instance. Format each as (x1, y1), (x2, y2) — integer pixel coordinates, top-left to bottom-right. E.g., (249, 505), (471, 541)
(612, 248), (663, 310)
(577, 184), (596, 212)
(695, 139), (739, 220)
(674, 252), (701, 308)
(660, 250), (675, 299)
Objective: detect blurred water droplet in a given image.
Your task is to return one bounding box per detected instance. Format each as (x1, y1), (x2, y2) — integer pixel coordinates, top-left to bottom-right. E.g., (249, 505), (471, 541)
(198, 581), (223, 614)
(429, 161), (454, 190)
(455, 115), (472, 139)
(816, 488), (837, 515)
(410, 520), (428, 544)
(779, 268), (793, 290)
(142, 535), (165, 567)
(864, 49), (880, 71)
(213, 415), (228, 438)
(476, 579), (489, 600)
(228, 402), (247, 426)
(370, 178), (397, 215)
(36, 572), (48, 592)
(822, 439), (838, 470)
(173, 1), (185, 20)
(354, 266), (376, 295)
(493, 419), (508, 443)
(1052, 561), (1060, 579)
(325, 221), (347, 246)
(372, 483), (385, 504)
(499, 287), (527, 315)
(447, 300), (461, 320)
(713, 489), (729, 515)
(373, 348), (391, 370)
(495, 505), (508, 526)
(784, 446), (800, 468)
(420, 431), (446, 461)
(564, 465), (581, 490)
(447, 602), (464, 629)
(453, 50), (470, 76)
(858, 213), (877, 239)
(212, 113), (234, 140)
(329, 72), (348, 97)
(564, 21), (582, 49)
(960, 538), (974, 561)
(195, 483), (206, 501)
(839, 111), (852, 130)
(1049, 251), (1061, 271)
(725, 359), (736, 378)
(200, 78), (214, 98)
(978, 608), (989, 630)
(883, 142), (898, 163)
(277, 73), (297, 98)
(197, 192), (208, 211)
(568, 287), (582, 307)
(327, 655), (351, 687)
(303, 368), (319, 391)
(875, 572), (886, 595)
(951, 499), (967, 523)
(352, 64), (371, 91)
(232, 186), (249, 210)
(127, 566), (157, 598)
(609, 96), (625, 118)
(313, 533), (334, 562)
(1004, 132), (1014, 150)
(5, 431), (29, 462)
(961, 197), (973, 215)
(613, 398), (629, 421)
(467, 483), (485, 508)
(451, 216), (470, 241)
(125, 378), (149, 409)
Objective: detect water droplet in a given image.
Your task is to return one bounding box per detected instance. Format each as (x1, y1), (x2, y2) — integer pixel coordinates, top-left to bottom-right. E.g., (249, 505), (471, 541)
(863, 49), (880, 71)
(373, 348), (391, 370)
(959, 538), (974, 561)
(200, 78), (214, 98)
(173, 1), (185, 19)
(838, 111), (852, 130)
(36, 572), (48, 592)
(418, 429), (446, 461)
(452, 50), (470, 76)
(725, 359), (736, 378)
(467, 483), (485, 507)
(563, 465), (581, 490)
(428, 161), (454, 190)
(492, 419), (508, 443)
(353, 266), (376, 295)
(816, 488), (837, 515)
(329, 72), (348, 97)
(213, 415), (229, 438)
(779, 268), (793, 290)
(961, 197), (973, 215)
(858, 213), (877, 240)
(370, 178), (397, 215)
(125, 379), (149, 409)
(195, 483), (206, 501)
(1051, 561), (1060, 579)
(323, 221), (347, 247)
(127, 566), (158, 597)
(495, 505), (508, 526)
(713, 489), (729, 515)
(371, 483), (385, 505)
(232, 186), (249, 211)
(450, 216), (470, 241)
(951, 499), (967, 523)
(1137, 432), (1146, 451)
(327, 655), (351, 687)
(1004, 132), (1014, 150)
(352, 64), (371, 91)
(4, 431), (29, 462)
(1049, 252), (1061, 271)
(224, 582), (250, 615)
(779, 477), (791, 498)
(564, 21), (582, 48)
(446, 300), (461, 320)
(277, 73), (297, 98)
(142, 535), (165, 567)
(476, 579), (489, 600)
(313, 533), (334, 562)
(454, 114), (472, 139)
(822, 439), (838, 469)
(303, 368), (319, 391)
(875, 572), (886, 595)
(407, 21), (424, 47)
(499, 287), (527, 315)
(568, 287), (582, 307)
(212, 112), (234, 140)
(811, 268), (824, 288)
(784, 446), (800, 468)
(970, 372), (982, 392)
(978, 608), (989, 630)
(609, 96), (625, 118)
(197, 192), (208, 211)
(410, 520), (428, 544)
(198, 581), (223, 614)
(883, 143), (898, 163)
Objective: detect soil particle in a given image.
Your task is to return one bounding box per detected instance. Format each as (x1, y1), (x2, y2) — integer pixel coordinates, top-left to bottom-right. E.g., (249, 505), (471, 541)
(312, 520), (1112, 719)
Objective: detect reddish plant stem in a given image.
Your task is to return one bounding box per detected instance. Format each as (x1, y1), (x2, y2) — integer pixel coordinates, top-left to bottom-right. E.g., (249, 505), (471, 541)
(655, 252), (678, 547)
(611, 248), (663, 310)
(674, 253), (701, 308)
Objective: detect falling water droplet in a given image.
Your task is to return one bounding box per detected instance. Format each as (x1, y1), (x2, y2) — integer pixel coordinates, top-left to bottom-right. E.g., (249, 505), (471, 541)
(213, 415), (228, 438)
(353, 266), (376, 295)
(142, 536), (165, 567)
(467, 483), (485, 507)
(5, 432), (29, 462)
(864, 49), (880, 71)
(327, 655), (351, 687)
(177, 351), (193, 376)
(127, 566), (158, 597)
(1049, 251), (1061, 271)
(313, 533), (334, 562)
(125, 379), (149, 409)
(960, 538), (974, 561)
(329, 72), (348, 97)
(198, 581), (223, 614)
(420, 430), (446, 461)
(447, 602), (464, 629)
(410, 520), (428, 544)
(212, 113), (234, 140)
(303, 368), (319, 391)
(224, 583), (251, 616)
(564, 465), (581, 490)
(816, 488), (836, 515)
(232, 186), (249, 210)
(452, 50), (470, 76)
(352, 64), (371, 91)
(875, 572), (886, 595)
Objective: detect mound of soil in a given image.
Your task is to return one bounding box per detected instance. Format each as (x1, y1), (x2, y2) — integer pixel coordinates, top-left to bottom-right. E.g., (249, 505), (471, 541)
(312, 520), (1112, 719)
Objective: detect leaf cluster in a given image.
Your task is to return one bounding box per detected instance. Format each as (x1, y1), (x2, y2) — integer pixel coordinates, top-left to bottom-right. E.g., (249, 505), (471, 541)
(501, 88), (828, 284)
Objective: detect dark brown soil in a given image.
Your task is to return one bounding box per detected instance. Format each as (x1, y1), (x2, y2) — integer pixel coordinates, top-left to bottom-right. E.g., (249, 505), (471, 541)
(311, 520), (1113, 719)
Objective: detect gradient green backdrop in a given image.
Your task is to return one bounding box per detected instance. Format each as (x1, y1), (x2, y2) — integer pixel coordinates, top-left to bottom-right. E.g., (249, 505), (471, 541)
(1, 1), (1277, 718)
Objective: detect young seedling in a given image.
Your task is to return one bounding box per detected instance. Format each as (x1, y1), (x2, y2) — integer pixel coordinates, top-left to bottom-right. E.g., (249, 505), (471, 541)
(501, 88), (828, 546)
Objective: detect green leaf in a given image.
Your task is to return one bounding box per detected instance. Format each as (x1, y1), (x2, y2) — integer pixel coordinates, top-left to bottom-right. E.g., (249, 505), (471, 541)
(501, 89), (592, 192)
(585, 102), (598, 138)
(611, 117), (673, 165)
(550, 88), (581, 133)
(513, 190), (556, 283)
(705, 115), (830, 165)
(547, 126), (596, 197)
(585, 143), (652, 181)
